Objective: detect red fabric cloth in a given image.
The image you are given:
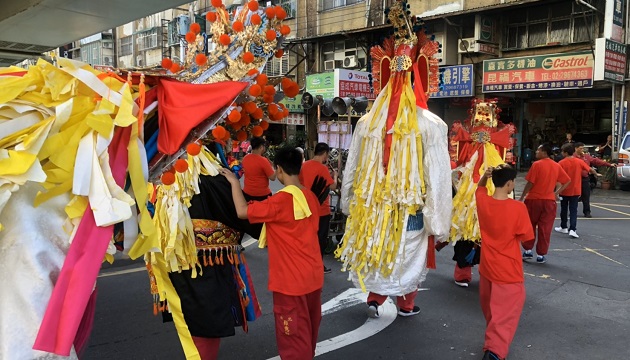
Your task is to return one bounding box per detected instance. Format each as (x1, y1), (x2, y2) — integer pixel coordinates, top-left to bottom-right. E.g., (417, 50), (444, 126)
(453, 125), (513, 182)
(157, 79), (248, 155)
(479, 273), (525, 359)
(247, 190), (323, 296)
(524, 158), (570, 200)
(577, 153), (611, 177)
(273, 289), (322, 360)
(559, 157), (591, 196)
(299, 160), (334, 216)
(522, 199), (557, 256)
(367, 290), (418, 312)
(454, 264), (473, 283)
(192, 336), (220, 360)
(242, 153), (275, 197)
(476, 187), (533, 284)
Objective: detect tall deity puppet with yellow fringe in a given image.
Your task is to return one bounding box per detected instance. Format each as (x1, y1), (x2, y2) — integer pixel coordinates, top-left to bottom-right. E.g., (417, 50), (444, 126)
(446, 98), (516, 286)
(338, 0), (453, 317)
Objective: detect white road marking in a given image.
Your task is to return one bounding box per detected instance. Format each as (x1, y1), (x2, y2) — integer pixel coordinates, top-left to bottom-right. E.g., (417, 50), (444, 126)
(242, 237), (258, 248)
(267, 288), (398, 360)
(98, 266), (146, 278)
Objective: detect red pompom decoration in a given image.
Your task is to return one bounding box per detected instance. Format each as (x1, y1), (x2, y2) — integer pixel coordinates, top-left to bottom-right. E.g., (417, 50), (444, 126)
(252, 126), (264, 137)
(219, 34), (231, 46)
(212, 126), (227, 139)
(161, 172), (176, 186)
(275, 6), (287, 20)
(240, 113), (251, 126)
(268, 103), (279, 115)
(170, 63), (181, 73)
(251, 108), (264, 120)
(263, 85), (276, 95)
(265, 7), (276, 19)
(190, 23), (201, 34)
(247, 1), (259, 11)
(161, 58), (173, 69)
(280, 25), (291, 36)
(237, 131), (248, 141)
(211, 0), (223, 8)
(249, 84), (262, 97)
(262, 94), (274, 104)
(174, 159), (189, 173)
(222, 130), (231, 141)
(228, 109), (241, 123)
(243, 101), (257, 114)
(185, 32), (196, 43)
(284, 84), (299, 98)
(251, 14), (262, 25)
(243, 51), (255, 64)
(256, 74), (268, 86)
(274, 49), (284, 58)
(281, 78), (291, 87)
(266, 30), (277, 41)
(233, 20), (244, 32)
(195, 53), (207, 66)
(260, 120), (270, 130)
(206, 12), (217, 22)
(283, 108), (289, 117)
(247, 68), (259, 76)
(186, 143), (201, 156)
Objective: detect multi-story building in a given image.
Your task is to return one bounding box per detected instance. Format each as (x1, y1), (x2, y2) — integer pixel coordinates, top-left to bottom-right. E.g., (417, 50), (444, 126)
(287, 0), (629, 168)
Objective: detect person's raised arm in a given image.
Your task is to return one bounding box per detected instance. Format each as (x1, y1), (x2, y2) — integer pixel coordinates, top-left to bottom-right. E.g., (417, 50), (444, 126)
(220, 168), (249, 219)
(478, 166), (493, 187)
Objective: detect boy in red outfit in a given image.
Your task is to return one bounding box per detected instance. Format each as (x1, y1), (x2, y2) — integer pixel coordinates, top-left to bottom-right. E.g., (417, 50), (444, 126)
(476, 165), (534, 360)
(555, 143), (599, 239)
(221, 147), (324, 360)
(518, 144), (570, 264)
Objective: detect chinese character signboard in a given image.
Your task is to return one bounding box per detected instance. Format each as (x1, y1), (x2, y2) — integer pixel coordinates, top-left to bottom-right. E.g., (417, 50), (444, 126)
(279, 96), (304, 113)
(482, 52), (594, 93)
(268, 113), (305, 125)
(306, 73), (335, 98)
(595, 38), (627, 84)
(604, 0), (625, 42)
(334, 69), (375, 99)
(434, 64), (474, 98)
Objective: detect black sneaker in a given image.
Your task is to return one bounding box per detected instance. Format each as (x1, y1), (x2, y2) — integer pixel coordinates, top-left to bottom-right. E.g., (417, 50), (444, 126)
(481, 350), (501, 360)
(397, 305), (420, 317)
(323, 266), (332, 274)
(367, 301), (379, 318)
(584, 212), (592, 218)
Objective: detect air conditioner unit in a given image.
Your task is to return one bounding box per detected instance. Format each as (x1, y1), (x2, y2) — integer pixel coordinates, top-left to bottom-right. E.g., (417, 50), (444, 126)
(102, 42), (113, 49)
(103, 56), (111, 65)
(324, 60), (335, 71)
(458, 38), (480, 54)
(343, 55), (357, 68)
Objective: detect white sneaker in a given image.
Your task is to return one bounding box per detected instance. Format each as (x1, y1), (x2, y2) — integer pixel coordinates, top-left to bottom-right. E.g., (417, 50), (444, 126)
(367, 302), (380, 318)
(454, 280), (469, 288)
(554, 227), (568, 234)
(569, 230), (579, 238)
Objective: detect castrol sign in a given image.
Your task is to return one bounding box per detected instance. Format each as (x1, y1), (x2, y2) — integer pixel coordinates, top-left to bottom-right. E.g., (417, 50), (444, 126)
(483, 51), (594, 93)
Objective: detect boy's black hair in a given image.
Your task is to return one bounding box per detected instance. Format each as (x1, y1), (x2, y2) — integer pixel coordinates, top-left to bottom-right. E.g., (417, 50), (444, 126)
(561, 143), (575, 156)
(273, 147), (302, 175)
(314, 142), (330, 156)
(250, 136), (266, 150)
(574, 142), (585, 148)
(538, 143), (553, 157)
(492, 164), (517, 188)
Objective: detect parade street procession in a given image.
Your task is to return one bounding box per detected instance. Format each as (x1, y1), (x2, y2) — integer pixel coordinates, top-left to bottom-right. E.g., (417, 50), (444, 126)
(1, 0), (629, 360)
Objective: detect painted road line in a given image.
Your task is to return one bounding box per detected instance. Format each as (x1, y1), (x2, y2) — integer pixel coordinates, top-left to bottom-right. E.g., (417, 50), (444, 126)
(591, 202), (630, 208)
(98, 266), (146, 278)
(582, 247), (628, 268)
(242, 238), (258, 248)
(267, 288), (397, 360)
(591, 204), (630, 217)
(553, 218), (629, 220)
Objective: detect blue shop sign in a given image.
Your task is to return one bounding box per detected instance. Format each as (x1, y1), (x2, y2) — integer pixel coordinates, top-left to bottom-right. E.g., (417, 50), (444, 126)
(434, 64), (475, 98)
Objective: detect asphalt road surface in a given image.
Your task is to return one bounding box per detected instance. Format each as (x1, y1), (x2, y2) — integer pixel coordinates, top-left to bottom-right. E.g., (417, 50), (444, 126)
(86, 181), (630, 360)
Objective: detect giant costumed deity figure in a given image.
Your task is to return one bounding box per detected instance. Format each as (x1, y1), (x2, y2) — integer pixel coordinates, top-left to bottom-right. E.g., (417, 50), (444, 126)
(338, 0), (452, 317)
(447, 98), (515, 286)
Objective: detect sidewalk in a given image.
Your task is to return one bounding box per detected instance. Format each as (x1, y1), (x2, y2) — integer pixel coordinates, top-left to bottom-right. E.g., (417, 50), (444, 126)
(514, 171), (630, 200)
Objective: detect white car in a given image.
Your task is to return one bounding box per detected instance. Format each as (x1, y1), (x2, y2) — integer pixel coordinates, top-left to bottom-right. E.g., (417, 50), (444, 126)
(617, 131), (630, 191)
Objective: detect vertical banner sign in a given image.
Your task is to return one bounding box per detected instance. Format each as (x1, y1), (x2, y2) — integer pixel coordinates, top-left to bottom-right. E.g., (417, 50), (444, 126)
(594, 38), (627, 83)
(434, 64), (475, 98)
(623, 101), (628, 140)
(604, 0), (625, 42)
(614, 100), (620, 150)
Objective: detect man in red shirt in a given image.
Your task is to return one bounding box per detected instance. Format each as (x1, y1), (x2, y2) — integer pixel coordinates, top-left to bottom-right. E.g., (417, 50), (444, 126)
(476, 165), (534, 360)
(519, 144), (570, 264)
(575, 142), (616, 218)
(221, 148), (324, 360)
(299, 143), (338, 274)
(241, 137), (276, 201)
(555, 143), (599, 238)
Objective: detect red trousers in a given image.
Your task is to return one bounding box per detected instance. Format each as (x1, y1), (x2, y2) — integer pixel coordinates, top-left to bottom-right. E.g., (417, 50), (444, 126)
(367, 290), (417, 311)
(273, 289), (322, 360)
(479, 274), (525, 359)
(192, 337), (220, 360)
(523, 199), (556, 255)
(454, 264), (473, 283)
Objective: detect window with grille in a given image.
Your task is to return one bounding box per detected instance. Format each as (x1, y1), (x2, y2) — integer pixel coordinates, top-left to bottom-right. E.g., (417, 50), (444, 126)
(502, 2), (593, 50)
(278, 0), (297, 19)
(137, 28), (159, 51)
(119, 36), (132, 56)
(320, 40), (367, 71)
(320, 0), (364, 12)
(264, 53), (290, 77)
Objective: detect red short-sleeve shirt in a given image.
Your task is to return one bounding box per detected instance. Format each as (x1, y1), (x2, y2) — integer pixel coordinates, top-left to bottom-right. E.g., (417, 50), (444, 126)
(476, 187), (534, 284)
(558, 157), (592, 196)
(299, 160), (334, 216)
(242, 153), (274, 197)
(247, 189), (324, 296)
(525, 158), (570, 200)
